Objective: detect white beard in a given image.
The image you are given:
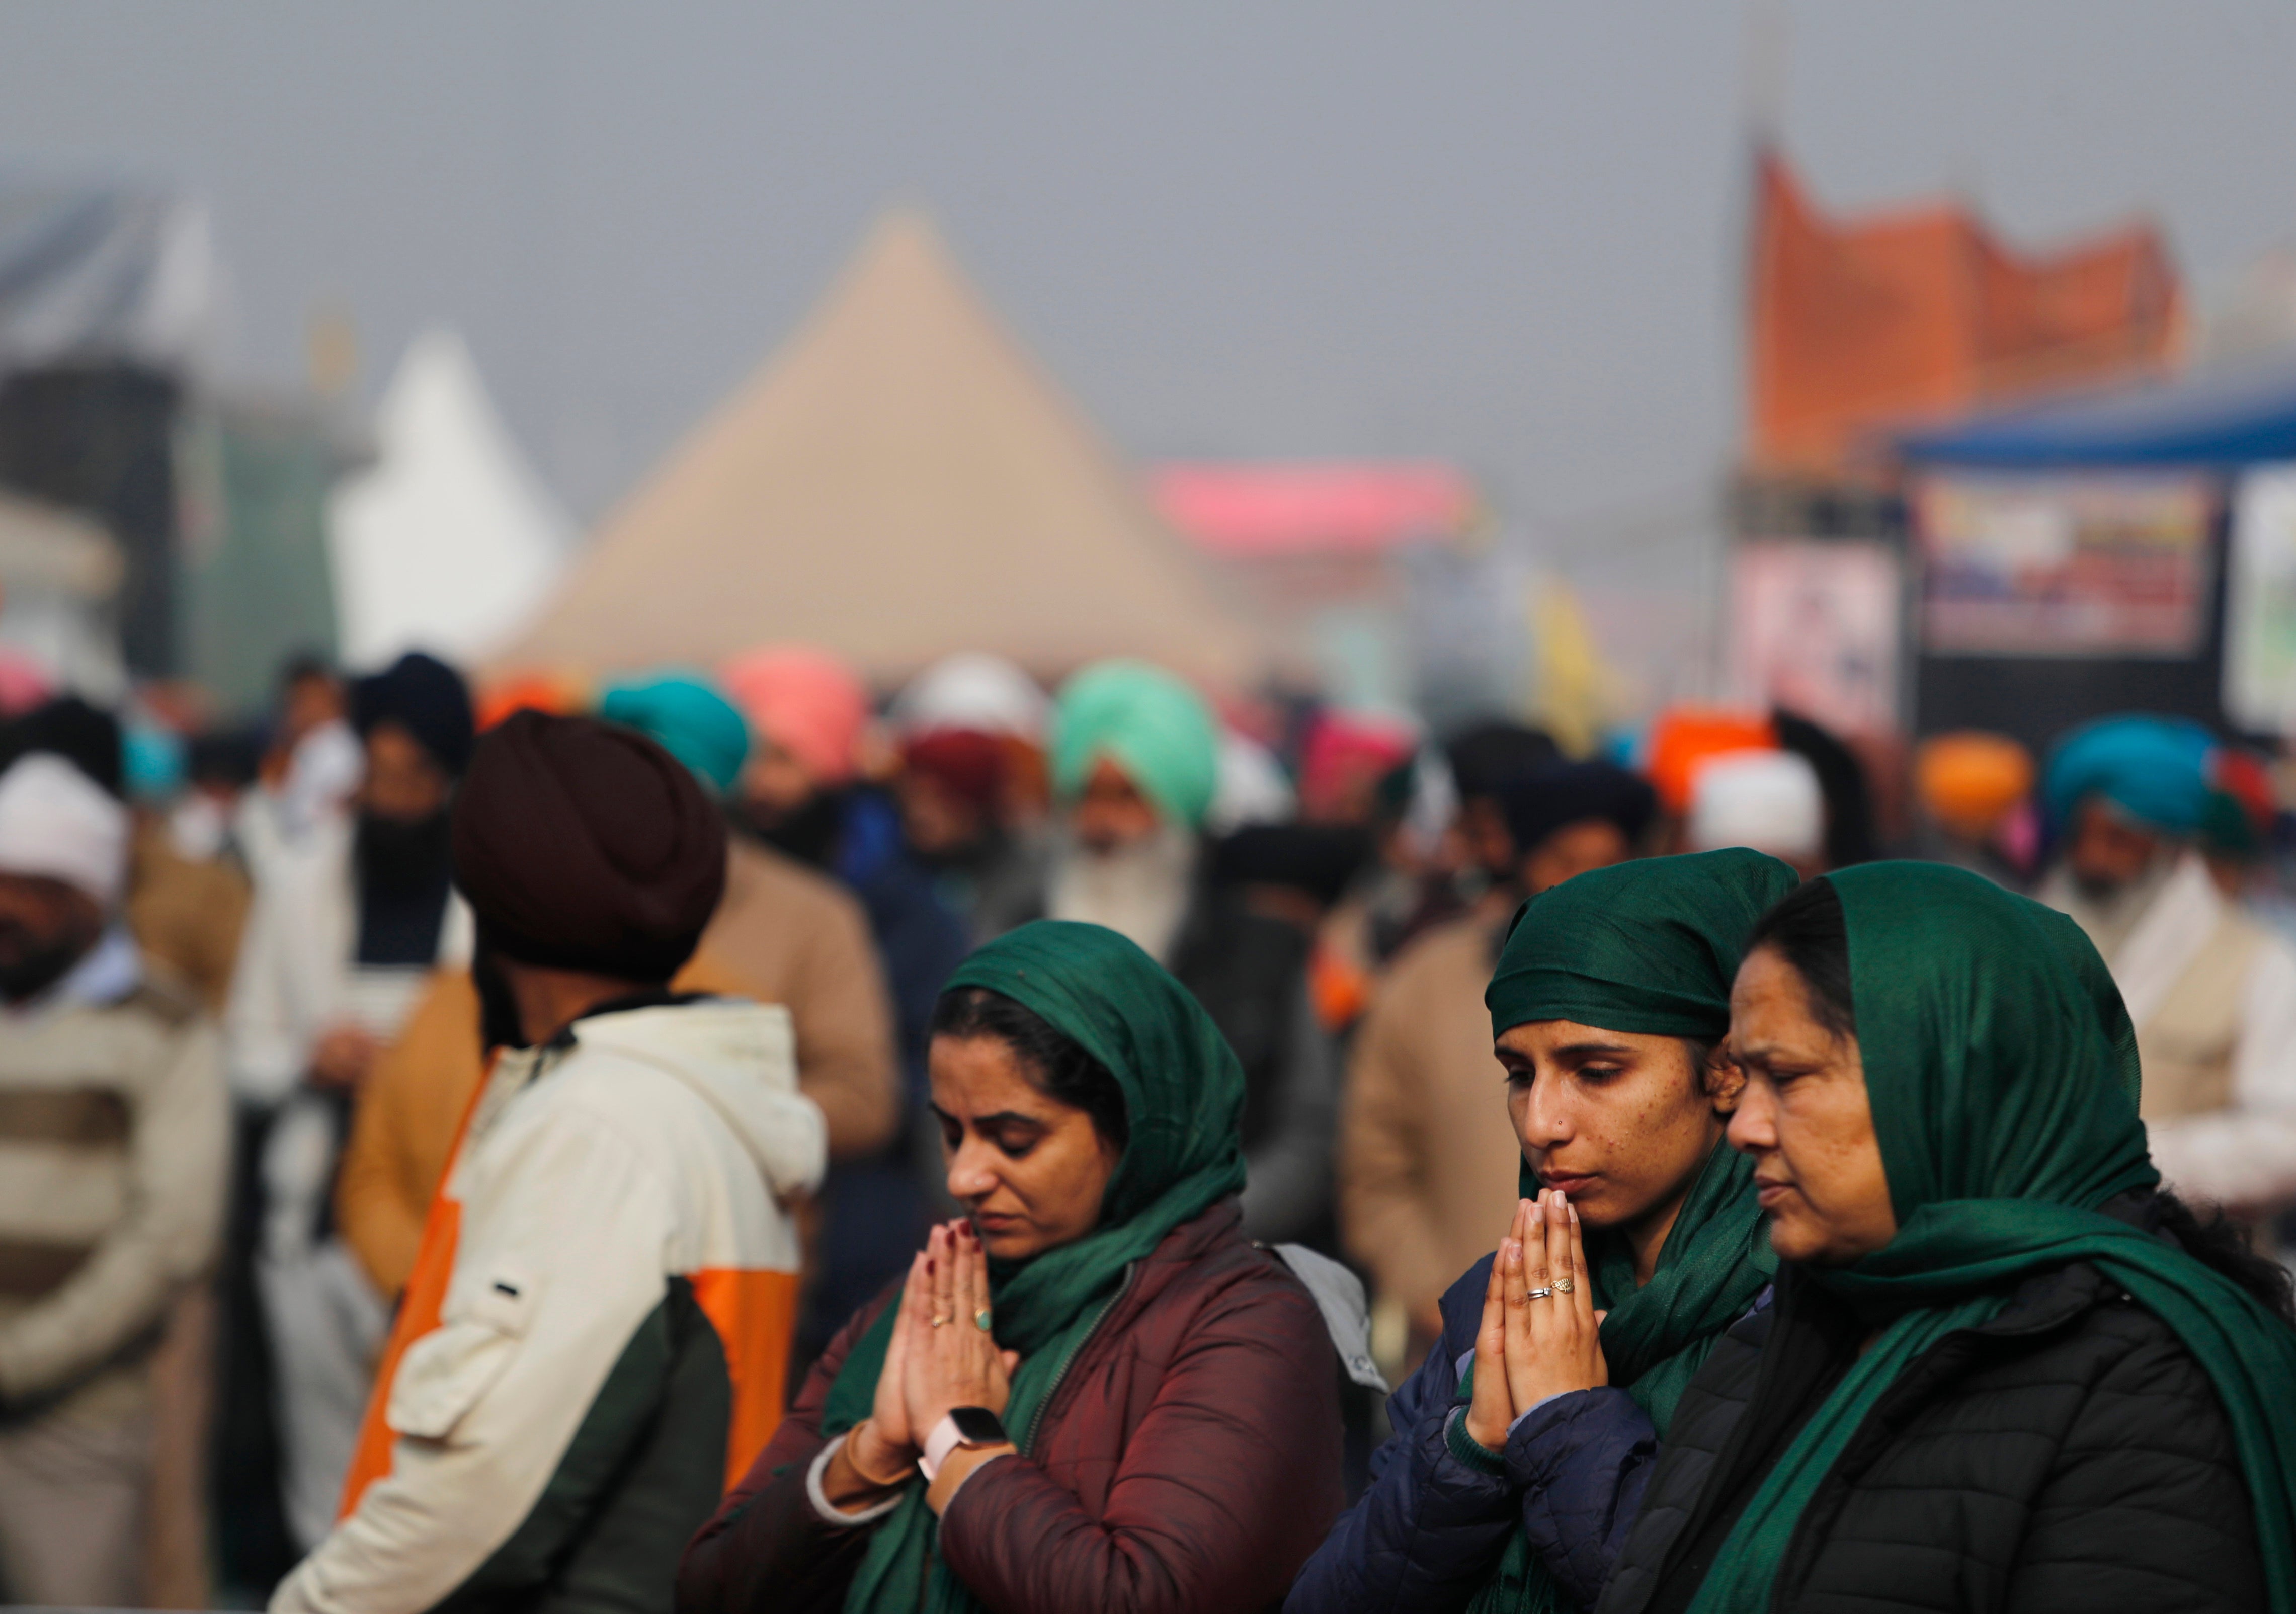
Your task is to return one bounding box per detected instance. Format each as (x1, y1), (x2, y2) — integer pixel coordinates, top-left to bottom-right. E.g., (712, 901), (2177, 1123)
(1047, 824), (1198, 964)
(2038, 846), (2179, 965)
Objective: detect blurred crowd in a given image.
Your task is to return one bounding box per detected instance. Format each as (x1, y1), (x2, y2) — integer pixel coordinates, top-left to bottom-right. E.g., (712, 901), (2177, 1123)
(0, 634), (2290, 1608)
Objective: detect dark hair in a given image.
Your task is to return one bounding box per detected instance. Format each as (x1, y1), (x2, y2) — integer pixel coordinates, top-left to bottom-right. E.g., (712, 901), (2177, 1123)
(278, 650), (335, 690)
(1442, 720), (1560, 802)
(1772, 708), (1878, 868)
(1210, 823), (1373, 910)
(2155, 1189), (2296, 1326)
(930, 987), (1130, 1151)
(1746, 884), (2296, 1324)
(1682, 1037), (1730, 1097)
(1746, 877), (1857, 1040)
(0, 697), (125, 800)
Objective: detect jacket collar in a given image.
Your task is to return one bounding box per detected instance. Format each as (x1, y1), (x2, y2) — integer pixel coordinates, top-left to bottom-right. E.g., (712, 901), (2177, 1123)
(542, 987), (710, 1050)
(1093, 1195), (1246, 1326)
(483, 993), (824, 1201)
(1973, 1188), (2163, 1340)
(4, 925), (141, 1021)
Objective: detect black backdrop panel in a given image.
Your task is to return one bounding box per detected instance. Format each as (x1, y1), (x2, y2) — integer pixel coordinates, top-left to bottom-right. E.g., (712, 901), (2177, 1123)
(1912, 505), (2232, 752)
(0, 363), (181, 677)
(1914, 653), (2222, 754)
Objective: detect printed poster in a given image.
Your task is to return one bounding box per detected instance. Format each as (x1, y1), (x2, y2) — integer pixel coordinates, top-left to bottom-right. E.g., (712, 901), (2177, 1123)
(1914, 473), (2216, 657)
(1729, 539), (1901, 736)
(2226, 463), (2296, 735)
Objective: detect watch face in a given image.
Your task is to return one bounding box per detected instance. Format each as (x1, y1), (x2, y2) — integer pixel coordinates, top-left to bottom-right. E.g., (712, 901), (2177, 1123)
(950, 1406), (1006, 1445)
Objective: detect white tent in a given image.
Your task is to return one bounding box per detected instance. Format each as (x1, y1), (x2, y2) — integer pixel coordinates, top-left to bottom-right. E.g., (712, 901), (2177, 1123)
(328, 330), (572, 669)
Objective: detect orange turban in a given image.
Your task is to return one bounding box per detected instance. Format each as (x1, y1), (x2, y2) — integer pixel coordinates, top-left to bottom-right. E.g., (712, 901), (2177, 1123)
(474, 669), (587, 733)
(1644, 707), (1777, 816)
(1915, 731), (2034, 840)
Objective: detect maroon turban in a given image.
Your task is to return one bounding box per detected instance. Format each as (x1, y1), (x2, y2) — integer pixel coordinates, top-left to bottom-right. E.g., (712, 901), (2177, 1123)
(452, 710), (726, 982)
(901, 727), (1009, 813)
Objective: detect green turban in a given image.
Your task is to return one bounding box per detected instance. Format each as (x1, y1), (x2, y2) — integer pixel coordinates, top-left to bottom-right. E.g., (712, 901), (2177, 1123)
(1051, 660), (1219, 830)
(597, 672), (751, 797)
(1485, 847), (1801, 1042)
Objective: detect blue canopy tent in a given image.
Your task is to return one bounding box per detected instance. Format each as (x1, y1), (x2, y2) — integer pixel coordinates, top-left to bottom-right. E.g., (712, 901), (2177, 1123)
(1891, 364), (2296, 746)
(1899, 360), (2296, 470)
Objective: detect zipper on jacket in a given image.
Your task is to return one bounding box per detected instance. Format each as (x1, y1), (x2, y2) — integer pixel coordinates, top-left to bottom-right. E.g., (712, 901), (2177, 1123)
(1020, 1261), (1139, 1455)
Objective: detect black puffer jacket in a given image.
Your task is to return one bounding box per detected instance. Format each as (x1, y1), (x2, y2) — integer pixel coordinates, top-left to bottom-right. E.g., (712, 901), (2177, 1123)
(1600, 1193), (2267, 1614)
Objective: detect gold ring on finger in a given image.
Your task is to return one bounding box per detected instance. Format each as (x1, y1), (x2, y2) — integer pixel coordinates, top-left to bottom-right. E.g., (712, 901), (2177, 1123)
(1524, 1286), (1555, 1301)
(1555, 1278), (1575, 1294)
(974, 1308), (993, 1332)
(930, 1314), (951, 1328)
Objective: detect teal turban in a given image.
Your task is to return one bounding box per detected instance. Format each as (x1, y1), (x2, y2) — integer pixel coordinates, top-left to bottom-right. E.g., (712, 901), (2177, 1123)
(598, 672), (751, 797)
(2041, 713), (2212, 836)
(1051, 661), (1219, 830)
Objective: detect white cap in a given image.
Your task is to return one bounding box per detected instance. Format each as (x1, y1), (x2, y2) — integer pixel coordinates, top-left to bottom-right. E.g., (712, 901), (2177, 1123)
(0, 752), (129, 908)
(1205, 729), (1297, 835)
(1687, 748), (1824, 863)
(890, 654), (1050, 742)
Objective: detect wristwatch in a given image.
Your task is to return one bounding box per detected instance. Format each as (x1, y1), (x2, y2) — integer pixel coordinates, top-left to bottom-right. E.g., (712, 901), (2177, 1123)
(919, 1406), (1008, 1481)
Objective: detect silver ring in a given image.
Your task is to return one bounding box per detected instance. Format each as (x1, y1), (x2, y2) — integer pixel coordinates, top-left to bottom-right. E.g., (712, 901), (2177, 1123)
(1524, 1286), (1555, 1301)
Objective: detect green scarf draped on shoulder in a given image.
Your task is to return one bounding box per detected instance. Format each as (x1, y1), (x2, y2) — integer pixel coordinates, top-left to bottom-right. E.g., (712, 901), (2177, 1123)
(1688, 862), (2296, 1614)
(815, 920), (1246, 1614)
(1467, 849), (1798, 1614)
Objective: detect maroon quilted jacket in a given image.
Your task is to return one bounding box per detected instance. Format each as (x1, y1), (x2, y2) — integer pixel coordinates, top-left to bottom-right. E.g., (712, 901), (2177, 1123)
(677, 1198), (1344, 1614)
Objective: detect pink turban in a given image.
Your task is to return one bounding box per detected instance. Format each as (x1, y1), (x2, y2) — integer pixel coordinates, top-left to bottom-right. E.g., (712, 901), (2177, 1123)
(1299, 710), (1417, 822)
(720, 645), (870, 786)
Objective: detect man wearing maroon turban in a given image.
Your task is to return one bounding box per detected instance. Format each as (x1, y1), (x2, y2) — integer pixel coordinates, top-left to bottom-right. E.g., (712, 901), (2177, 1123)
(274, 712), (826, 1614)
(454, 710), (727, 1017)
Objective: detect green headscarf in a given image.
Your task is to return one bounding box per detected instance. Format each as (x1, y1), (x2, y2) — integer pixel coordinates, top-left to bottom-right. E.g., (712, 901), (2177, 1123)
(1050, 660), (1220, 829)
(597, 672), (750, 796)
(1689, 862), (2296, 1613)
(1468, 850), (1797, 1614)
(818, 920), (1247, 1614)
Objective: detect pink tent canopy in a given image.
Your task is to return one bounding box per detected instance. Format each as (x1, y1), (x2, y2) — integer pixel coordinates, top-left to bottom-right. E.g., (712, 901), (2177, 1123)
(1153, 462), (1476, 556)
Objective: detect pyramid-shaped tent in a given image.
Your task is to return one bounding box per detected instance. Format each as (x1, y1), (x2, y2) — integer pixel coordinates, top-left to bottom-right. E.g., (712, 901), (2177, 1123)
(504, 214), (1262, 686)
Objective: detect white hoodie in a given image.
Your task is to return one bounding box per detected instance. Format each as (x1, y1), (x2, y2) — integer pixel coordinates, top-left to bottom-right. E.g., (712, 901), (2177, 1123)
(273, 996), (826, 1614)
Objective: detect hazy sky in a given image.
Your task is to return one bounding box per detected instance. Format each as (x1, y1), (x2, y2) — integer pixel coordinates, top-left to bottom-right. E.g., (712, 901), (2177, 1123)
(3, 1), (2293, 561)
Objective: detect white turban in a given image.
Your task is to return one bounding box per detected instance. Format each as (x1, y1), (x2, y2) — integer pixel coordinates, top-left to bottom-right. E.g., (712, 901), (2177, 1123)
(1687, 748), (1825, 863)
(0, 752), (128, 908)
(890, 653), (1049, 742)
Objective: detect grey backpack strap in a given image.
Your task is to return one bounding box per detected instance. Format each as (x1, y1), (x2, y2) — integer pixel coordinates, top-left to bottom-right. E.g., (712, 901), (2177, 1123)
(1272, 1243), (1390, 1392)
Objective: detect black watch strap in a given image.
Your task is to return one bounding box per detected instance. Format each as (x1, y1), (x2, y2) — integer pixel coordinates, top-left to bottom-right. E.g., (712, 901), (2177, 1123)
(949, 1405), (1007, 1445)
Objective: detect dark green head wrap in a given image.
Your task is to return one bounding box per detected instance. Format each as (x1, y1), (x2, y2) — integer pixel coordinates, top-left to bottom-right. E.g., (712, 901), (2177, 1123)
(1486, 847), (1802, 1043)
(820, 920), (1246, 1614)
(1690, 862), (2296, 1613)
(1466, 850), (1797, 1614)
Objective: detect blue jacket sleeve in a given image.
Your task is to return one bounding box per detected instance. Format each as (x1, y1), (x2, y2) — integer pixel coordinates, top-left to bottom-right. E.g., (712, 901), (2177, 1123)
(1500, 1287), (1774, 1607)
(1502, 1388), (1659, 1608)
(1285, 1258), (1521, 1614)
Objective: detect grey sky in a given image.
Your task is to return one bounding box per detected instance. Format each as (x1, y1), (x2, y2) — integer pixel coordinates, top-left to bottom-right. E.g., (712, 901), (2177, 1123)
(1, 1), (2291, 564)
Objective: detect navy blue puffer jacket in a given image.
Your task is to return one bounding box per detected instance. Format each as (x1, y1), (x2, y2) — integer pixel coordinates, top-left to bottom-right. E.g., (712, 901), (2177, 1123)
(1287, 1254), (1678, 1614)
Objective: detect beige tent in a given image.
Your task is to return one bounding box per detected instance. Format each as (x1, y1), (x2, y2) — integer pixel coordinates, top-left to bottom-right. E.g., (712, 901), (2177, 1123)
(504, 214), (1262, 688)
